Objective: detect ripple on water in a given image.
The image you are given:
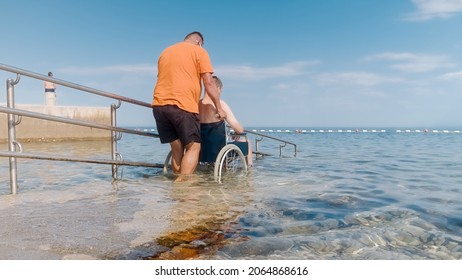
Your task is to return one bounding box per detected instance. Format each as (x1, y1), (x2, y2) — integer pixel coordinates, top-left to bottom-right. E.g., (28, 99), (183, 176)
(215, 205), (462, 259)
(219, 237), (294, 259)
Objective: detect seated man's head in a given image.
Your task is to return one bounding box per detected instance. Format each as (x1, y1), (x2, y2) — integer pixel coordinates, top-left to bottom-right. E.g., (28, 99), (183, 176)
(212, 75), (223, 94)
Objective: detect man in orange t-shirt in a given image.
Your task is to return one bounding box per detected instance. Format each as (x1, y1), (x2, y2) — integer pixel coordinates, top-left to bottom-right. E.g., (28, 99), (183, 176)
(152, 31), (226, 182)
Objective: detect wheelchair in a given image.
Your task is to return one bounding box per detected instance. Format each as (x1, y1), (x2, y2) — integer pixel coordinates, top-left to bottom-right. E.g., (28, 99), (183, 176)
(162, 122), (249, 183)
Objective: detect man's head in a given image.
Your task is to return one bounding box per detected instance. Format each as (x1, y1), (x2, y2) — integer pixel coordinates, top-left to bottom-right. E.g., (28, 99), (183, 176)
(184, 31), (204, 47)
(212, 75), (222, 91)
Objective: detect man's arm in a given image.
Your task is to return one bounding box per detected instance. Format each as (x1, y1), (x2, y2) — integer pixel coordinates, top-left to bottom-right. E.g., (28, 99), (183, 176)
(221, 101), (244, 134)
(202, 72), (227, 120)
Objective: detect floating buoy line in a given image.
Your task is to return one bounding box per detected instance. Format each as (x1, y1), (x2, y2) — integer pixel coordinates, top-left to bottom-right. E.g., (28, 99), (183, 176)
(135, 128), (461, 134)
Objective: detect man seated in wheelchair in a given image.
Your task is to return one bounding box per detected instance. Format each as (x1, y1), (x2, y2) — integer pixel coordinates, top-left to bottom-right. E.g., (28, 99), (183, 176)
(198, 75), (253, 166)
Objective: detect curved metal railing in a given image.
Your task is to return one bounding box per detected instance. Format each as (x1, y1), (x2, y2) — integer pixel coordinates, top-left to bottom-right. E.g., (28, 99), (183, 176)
(0, 64), (152, 107)
(0, 63), (159, 194)
(1, 63), (297, 195)
(244, 129), (297, 159)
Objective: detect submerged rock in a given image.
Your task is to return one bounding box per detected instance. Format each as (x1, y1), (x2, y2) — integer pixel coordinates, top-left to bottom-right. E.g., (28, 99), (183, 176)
(220, 237), (293, 258)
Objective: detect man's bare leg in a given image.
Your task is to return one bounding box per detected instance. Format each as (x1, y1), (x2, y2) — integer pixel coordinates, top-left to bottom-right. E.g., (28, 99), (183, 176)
(169, 139), (183, 174)
(175, 141), (200, 182)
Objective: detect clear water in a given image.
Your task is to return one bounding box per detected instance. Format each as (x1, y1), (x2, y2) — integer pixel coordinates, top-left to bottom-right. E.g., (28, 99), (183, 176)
(1, 128), (462, 259)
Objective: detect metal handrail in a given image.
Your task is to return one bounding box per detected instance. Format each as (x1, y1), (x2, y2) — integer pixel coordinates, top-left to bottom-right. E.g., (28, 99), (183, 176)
(0, 63), (151, 108)
(1, 63), (160, 195)
(0, 151), (163, 168)
(243, 129), (297, 157)
(0, 106), (158, 138)
(1, 63), (298, 195)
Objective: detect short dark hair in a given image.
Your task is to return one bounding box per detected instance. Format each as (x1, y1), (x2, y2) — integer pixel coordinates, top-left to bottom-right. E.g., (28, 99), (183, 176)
(212, 75), (222, 89)
(185, 31), (204, 45)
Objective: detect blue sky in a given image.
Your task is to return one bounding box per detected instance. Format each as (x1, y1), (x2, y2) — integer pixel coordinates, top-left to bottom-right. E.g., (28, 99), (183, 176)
(1, 0), (462, 128)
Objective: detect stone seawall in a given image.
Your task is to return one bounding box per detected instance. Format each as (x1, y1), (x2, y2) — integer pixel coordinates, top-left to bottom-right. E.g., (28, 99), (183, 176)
(0, 104), (111, 142)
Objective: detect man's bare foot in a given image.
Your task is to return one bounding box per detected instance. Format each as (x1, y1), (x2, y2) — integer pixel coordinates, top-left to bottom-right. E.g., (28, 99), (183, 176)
(174, 174), (198, 183)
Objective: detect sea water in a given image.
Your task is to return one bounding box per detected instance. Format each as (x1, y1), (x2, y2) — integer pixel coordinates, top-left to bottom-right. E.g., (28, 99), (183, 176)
(0, 128), (461, 259)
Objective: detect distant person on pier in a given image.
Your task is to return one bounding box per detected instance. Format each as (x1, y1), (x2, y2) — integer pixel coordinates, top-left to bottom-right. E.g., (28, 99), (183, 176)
(44, 72), (57, 106)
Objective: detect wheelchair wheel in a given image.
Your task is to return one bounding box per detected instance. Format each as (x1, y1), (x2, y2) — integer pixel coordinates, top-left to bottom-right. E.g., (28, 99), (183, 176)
(163, 150), (172, 175)
(214, 144), (248, 183)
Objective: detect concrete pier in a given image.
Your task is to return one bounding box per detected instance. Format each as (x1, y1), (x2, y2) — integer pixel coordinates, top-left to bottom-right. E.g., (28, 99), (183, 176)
(0, 104), (111, 142)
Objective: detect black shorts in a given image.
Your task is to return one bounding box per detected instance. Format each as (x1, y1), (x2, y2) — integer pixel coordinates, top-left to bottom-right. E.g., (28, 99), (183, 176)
(152, 105), (201, 145)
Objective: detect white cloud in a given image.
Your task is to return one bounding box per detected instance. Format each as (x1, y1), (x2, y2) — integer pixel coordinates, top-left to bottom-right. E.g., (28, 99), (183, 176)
(404, 0), (462, 21)
(59, 64), (155, 76)
(215, 60), (321, 80)
(364, 52), (455, 73)
(270, 82), (312, 96)
(272, 83), (292, 90)
(440, 70), (462, 80)
(315, 72), (403, 86)
(59, 61), (322, 82)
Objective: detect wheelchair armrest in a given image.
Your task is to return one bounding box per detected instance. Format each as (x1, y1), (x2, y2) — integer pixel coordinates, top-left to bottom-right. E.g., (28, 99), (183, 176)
(229, 132), (247, 136)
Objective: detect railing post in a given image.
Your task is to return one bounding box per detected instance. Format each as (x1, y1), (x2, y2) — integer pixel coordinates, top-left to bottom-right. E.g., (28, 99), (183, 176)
(111, 101), (123, 180)
(6, 76), (20, 194)
(279, 143), (286, 157)
(111, 102), (119, 179)
(255, 137), (263, 160)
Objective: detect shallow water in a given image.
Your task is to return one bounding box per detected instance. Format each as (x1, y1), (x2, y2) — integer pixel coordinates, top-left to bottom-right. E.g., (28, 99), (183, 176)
(1, 128), (462, 259)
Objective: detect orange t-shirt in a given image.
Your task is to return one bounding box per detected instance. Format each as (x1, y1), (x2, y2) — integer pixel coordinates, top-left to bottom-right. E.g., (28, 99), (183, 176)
(152, 42), (214, 114)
